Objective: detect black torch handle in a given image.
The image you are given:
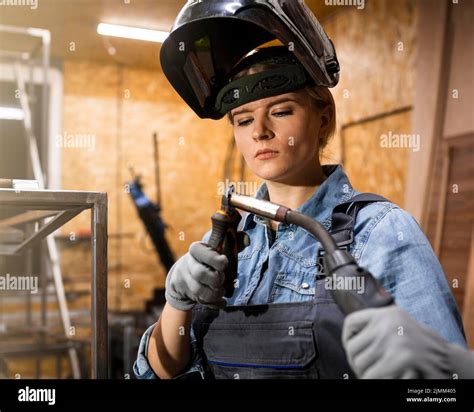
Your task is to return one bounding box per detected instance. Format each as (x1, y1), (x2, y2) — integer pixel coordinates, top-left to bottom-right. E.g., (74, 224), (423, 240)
(207, 211), (240, 298)
(208, 212), (229, 251)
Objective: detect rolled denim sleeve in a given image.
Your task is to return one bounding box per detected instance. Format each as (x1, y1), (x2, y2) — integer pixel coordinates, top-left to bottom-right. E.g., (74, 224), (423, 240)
(133, 322), (206, 379)
(358, 206), (466, 347)
(133, 323), (160, 379)
(133, 230), (214, 379)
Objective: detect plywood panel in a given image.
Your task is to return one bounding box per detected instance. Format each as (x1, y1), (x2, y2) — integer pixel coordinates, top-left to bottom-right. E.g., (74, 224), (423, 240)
(60, 59), (236, 312)
(342, 111), (411, 207)
(58, 0), (417, 316)
(323, 0), (417, 164)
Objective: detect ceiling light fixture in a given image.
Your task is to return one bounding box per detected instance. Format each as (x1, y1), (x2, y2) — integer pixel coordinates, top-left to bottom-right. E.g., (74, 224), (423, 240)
(97, 23), (169, 43)
(0, 107), (24, 121)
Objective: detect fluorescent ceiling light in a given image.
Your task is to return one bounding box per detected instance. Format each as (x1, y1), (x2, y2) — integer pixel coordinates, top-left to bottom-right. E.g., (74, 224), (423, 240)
(97, 23), (169, 43)
(0, 107), (24, 120)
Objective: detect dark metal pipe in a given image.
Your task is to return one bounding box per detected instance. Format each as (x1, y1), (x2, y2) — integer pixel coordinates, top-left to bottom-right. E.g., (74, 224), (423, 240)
(284, 209), (337, 254)
(228, 193), (338, 254)
(227, 190), (393, 314)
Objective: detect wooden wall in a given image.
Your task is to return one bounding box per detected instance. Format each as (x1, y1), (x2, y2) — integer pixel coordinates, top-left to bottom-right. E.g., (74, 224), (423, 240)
(3, 0), (422, 378)
(323, 0), (417, 207)
(58, 0), (418, 309)
(59, 61), (239, 312)
(417, 0), (474, 347)
(8, 0), (473, 377)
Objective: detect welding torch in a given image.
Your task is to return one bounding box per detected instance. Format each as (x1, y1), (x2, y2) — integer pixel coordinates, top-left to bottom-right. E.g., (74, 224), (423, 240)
(208, 187), (393, 313)
(207, 187), (243, 297)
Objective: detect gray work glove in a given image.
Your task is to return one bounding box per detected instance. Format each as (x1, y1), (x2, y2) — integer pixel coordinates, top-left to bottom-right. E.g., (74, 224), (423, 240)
(165, 241), (228, 311)
(342, 306), (453, 379)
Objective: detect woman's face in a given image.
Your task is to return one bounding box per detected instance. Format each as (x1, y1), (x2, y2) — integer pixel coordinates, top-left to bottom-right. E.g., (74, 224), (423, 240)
(231, 90), (329, 184)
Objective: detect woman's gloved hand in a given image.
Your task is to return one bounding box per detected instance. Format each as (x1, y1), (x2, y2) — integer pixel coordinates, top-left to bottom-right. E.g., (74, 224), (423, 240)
(165, 241), (229, 311)
(342, 306), (453, 379)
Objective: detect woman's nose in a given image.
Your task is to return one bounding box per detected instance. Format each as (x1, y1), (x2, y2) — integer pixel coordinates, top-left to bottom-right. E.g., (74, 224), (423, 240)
(252, 116), (275, 141)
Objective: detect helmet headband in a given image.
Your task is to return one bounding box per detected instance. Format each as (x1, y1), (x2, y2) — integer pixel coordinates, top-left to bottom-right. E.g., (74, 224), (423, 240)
(215, 65), (312, 115)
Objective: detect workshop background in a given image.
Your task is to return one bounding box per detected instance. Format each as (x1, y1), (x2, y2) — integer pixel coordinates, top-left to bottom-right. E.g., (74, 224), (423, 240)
(0, 0), (472, 378)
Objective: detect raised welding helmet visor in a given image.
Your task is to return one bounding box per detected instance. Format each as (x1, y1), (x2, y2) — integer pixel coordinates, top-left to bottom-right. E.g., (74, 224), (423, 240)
(160, 0), (340, 120)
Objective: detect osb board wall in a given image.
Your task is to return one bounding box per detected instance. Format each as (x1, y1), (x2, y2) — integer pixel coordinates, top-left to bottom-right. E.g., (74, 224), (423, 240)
(342, 111), (411, 207)
(57, 0), (417, 315)
(60, 61), (241, 312)
(322, 0), (417, 205)
(1, 1), (418, 378)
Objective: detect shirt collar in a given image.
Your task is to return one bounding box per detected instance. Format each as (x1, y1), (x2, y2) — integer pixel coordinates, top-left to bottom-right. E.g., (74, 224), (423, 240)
(241, 164), (355, 231)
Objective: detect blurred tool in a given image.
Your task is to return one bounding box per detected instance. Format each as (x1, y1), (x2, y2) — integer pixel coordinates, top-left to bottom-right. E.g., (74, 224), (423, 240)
(127, 133), (175, 272)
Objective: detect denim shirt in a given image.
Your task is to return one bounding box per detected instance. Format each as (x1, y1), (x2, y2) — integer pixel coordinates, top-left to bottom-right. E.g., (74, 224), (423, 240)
(134, 164), (466, 379)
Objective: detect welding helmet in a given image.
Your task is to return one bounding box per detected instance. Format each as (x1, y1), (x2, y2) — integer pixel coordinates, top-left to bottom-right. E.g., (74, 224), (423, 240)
(160, 0), (339, 120)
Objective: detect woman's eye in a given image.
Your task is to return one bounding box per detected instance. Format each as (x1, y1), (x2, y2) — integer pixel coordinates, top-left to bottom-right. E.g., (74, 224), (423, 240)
(237, 119), (252, 127)
(273, 110), (293, 117)
(235, 110), (292, 126)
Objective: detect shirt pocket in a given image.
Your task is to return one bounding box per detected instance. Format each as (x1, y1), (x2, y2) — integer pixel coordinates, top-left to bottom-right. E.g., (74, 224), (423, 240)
(269, 270), (318, 303)
(238, 244), (263, 261)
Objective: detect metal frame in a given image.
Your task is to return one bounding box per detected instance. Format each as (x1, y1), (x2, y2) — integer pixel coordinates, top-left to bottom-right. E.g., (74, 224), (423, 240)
(0, 188), (108, 379)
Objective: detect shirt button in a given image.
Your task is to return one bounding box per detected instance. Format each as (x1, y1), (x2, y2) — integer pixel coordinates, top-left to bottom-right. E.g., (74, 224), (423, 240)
(301, 282), (310, 289)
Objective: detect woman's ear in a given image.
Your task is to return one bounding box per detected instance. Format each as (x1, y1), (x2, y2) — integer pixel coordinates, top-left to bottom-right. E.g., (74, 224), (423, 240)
(319, 105), (333, 137)
(318, 105), (333, 145)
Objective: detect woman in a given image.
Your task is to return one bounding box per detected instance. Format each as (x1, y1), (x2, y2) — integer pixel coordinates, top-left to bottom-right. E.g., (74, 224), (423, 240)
(134, 1), (465, 380)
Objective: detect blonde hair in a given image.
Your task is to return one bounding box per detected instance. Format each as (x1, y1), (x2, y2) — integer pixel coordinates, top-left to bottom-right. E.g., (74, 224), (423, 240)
(304, 85), (336, 151)
(226, 62), (336, 153)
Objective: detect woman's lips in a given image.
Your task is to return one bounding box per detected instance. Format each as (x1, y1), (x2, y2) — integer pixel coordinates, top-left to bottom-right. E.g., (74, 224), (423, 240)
(255, 150), (279, 160)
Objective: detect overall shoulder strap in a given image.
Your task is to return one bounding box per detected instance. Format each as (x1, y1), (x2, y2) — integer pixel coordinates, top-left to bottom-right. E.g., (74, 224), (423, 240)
(330, 193), (390, 246)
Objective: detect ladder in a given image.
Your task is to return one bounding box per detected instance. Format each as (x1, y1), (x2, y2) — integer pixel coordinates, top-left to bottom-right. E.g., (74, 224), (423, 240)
(0, 24), (80, 378)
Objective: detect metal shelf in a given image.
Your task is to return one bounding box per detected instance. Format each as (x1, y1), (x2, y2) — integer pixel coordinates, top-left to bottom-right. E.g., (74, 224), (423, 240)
(0, 188), (108, 378)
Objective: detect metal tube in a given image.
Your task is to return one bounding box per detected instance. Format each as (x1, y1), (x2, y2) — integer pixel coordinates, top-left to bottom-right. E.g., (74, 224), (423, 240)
(91, 193), (108, 379)
(229, 192), (338, 253)
(15, 63), (45, 189)
(229, 193), (282, 220)
(41, 30), (50, 188)
(285, 210), (337, 254)
(14, 209), (84, 255)
(46, 236), (81, 378)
